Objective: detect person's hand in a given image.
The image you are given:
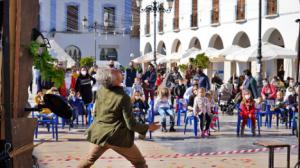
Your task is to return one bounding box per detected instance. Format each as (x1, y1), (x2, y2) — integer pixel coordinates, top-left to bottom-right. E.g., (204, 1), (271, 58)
(148, 122), (160, 132)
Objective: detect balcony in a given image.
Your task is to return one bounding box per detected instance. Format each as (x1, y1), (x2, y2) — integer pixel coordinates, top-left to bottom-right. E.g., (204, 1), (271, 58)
(144, 24), (150, 36)
(190, 14), (198, 29)
(210, 9), (220, 26)
(265, 0), (278, 18)
(158, 20), (164, 34)
(235, 5), (246, 23)
(173, 18), (180, 32)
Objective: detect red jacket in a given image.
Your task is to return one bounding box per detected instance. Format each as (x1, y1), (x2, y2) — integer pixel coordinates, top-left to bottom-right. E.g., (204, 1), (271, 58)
(70, 73), (78, 89)
(240, 99), (255, 117)
(59, 81), (67, 98)
(155, 76), (162, 87)
(261, 84), (277, 99)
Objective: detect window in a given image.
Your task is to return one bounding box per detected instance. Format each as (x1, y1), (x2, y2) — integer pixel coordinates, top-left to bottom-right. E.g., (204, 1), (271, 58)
(173, 0), (179, 30)
(211, 0), (219, 24)
(266, 0), (278, 16)
(65, 45), (81, 63)
(66, 5), (79, 31)
(104, 7), (115, 28)
(145, 11), (150, 35)
(159, 4), (164, 33)
(236, 0), (245, 21)
(131, 1), (140, 37)
(191, 0), (198, 27)
(100, 48), (118, 61)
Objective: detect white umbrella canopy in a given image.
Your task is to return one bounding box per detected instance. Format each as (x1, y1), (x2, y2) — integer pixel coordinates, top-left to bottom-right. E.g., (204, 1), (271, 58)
(157, 53), (181, 64)
(220, 45), (244, 57)
(179, 47), (203, 64)
(205, 47), (224, 62)
(132, 52), (165, 64)
(226, 42), (297, 62)
(48, 40), (76, 68)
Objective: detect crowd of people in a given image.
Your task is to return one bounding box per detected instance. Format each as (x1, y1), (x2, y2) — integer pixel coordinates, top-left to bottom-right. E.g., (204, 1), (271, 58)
(33, 60), (299, 137)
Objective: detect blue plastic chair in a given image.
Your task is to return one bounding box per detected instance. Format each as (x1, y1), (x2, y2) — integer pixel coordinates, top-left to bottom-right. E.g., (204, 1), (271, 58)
(176, 98), (187, 126)
(33, 112), (59, 141)
(145, 100), (155, 139)
(183, 112), (198, 136)
(212, 106), (220, 131)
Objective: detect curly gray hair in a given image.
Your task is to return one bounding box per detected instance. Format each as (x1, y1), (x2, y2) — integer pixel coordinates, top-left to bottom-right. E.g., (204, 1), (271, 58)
(96, 67), (116, 88)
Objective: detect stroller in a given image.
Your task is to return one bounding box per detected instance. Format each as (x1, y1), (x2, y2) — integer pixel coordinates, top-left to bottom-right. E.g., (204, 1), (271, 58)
(218, 82), (235, 115)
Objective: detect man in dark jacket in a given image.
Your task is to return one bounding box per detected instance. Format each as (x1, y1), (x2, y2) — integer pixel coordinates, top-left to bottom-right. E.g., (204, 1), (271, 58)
(125, 61), (137, 95)
(142, 64), (157, 103)
(166, 66), (183, 105)
(78, 68), (160, 168)
(193, 68), (210, 91)
(242, 69), (258, 99)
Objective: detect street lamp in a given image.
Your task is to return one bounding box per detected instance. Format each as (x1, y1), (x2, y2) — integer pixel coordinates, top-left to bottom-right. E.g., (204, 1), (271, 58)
(136, 0), (174, 66)
(130, 53), (135, 58)
(82, 16), (102, 64)
(256, 0), (263, 90)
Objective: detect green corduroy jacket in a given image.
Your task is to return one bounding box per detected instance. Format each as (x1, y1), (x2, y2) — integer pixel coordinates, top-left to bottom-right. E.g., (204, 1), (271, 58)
(86, 86), (149, 148)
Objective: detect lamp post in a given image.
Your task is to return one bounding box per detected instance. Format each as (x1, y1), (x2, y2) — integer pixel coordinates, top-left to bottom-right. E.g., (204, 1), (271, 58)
(296, 18), (300, 167)
(136, 0), (174, 66)
(256, 0), (263, 89)
(82, 16), (103, 65)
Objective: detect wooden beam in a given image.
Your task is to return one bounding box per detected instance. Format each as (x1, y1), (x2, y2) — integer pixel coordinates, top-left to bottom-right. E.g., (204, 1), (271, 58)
(12, 0), (21, 119)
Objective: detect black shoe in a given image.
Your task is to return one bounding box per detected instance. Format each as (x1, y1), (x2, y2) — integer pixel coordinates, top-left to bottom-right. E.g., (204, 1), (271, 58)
(161, 122), (167, 132)
(169, 127), (176, 132)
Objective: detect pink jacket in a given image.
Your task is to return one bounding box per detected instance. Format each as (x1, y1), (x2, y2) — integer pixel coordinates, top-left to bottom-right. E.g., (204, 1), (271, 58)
(193, 96), (212, 115)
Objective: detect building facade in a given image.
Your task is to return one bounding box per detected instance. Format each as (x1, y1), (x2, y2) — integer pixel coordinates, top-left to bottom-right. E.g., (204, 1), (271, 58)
(39, 0), (140, 66)
(140, 0), (299, 81)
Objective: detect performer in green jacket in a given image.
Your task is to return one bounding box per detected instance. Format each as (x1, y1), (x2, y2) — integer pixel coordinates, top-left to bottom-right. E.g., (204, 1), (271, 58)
(78, 68), (160, 168)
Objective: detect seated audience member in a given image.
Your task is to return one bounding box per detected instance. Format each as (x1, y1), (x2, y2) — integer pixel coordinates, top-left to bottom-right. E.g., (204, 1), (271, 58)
(193, 87), (212, 137)
(240, 89), (256, 136)
(131, 91), (148, 124)
(154, 88), (176, 132)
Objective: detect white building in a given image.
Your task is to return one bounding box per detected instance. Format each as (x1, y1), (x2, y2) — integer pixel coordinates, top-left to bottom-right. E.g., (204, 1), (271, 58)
(39, 0), (140, 66)
(139, 0), (300, 81)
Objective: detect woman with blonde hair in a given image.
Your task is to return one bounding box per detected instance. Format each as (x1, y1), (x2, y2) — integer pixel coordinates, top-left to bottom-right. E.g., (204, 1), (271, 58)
(154, 87), (176, 132)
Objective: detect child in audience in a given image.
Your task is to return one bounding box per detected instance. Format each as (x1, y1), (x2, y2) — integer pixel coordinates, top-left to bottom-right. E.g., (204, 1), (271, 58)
(206, 91), (217, 132)
(240, 89), (256, 136)
(187, 85), (198, 117)
(193, 87), (212, 137)
(68, 88), (85, 124)
(131, 91), (147, 124)
(172, 79), (187, 112)
(132, 77), (144, 97)
(274, 90), (287, 124)
(154, 87), (176, 132)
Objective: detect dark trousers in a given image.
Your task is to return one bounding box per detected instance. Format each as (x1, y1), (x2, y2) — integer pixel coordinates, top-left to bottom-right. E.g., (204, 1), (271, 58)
(198, 113), (211, 131)
(144, 89), (154, 103)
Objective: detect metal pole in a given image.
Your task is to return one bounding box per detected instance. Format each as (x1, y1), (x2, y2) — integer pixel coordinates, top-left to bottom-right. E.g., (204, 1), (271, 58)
(153, 1), (157, 66)
(296, 18), (300, 166)
(3, 0), (13, 166)
(94, 23), (97, 64)
(296, 19), (300, 84)
(257, 0), (263, 89)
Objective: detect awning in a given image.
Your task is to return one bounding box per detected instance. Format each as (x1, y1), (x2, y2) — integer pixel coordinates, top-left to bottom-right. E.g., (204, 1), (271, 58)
(132, 52), (165, 64)
(48, 40), (76, 68)
(226, 42), (297, 62)
(157, 53), (181, 64)
(205, 47), (224, 62)
(179, 47), (203, 64)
